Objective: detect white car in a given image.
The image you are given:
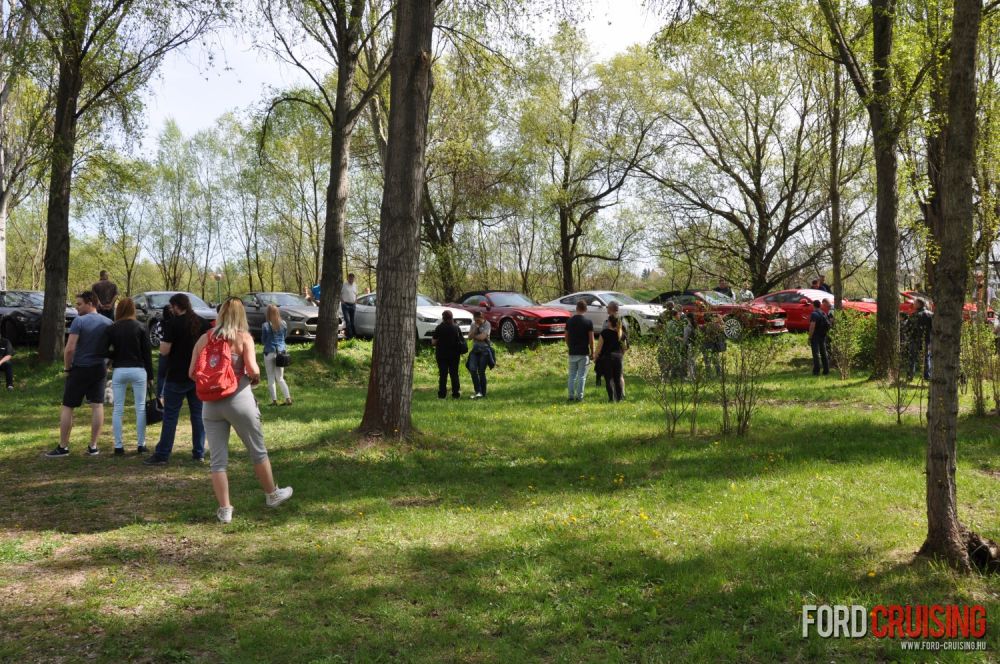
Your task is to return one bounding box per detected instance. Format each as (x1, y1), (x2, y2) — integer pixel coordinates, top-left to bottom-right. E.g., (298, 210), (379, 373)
(353, 292), (474, 341)
(543, 291), (665, 335)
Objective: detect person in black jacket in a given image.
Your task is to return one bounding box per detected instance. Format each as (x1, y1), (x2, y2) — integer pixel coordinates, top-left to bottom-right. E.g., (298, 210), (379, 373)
(808, 300), (830, 376)
(0, 326), (14, 390)
(431, 310), (464, 399)
(106, 298), (154, 455)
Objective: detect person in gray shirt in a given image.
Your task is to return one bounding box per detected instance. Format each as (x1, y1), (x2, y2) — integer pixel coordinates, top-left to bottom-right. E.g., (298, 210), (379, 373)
(46, 291), (112, 457)
(467, 311), (492, 399)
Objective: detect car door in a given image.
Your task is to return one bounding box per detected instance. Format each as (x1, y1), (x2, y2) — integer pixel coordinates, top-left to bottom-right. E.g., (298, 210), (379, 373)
(354, 294), (376, 336)
(242, 294), (266, 336)
(585, 294), (607, 328)
(480, 295), (504, 330)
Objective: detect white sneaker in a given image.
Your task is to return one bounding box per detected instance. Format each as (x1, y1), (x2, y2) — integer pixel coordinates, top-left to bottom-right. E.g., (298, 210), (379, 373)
(217, 506), (233, 524)
(471, 393), (482, 400)
(266, 486), (293, 507)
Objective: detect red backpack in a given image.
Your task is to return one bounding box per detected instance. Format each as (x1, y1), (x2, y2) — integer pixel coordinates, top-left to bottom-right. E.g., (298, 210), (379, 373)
(193, 332), (239, 401)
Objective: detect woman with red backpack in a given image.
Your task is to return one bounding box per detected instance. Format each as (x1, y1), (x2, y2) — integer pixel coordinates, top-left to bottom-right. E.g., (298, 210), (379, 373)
(189, 298), (292, 524)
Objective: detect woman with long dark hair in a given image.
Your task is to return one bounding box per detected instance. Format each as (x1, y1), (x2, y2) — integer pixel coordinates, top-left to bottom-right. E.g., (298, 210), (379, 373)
(144, 293), (211, 465)
(595, 313), (626, 402)
(106, 298), (153, 455)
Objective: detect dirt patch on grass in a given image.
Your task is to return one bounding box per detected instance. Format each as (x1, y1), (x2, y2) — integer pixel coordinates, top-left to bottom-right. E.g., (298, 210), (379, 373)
(390, 495), (442, 508)
(977, 468), (1000, 480)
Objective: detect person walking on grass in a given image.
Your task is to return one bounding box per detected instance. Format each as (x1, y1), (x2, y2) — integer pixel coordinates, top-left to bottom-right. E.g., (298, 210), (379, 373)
(0, 327), (14, 390)
(145, 293), (211, 466)
(907, 298), (933, 381)
(46, 292), (112, 457)
(262, 304), (292, 406)
(105, 298), (154, 456)
(701, 312), (725, 377)
(432, 309), (464, 399)
(467, 310), (492, 399)
(341, 272), (358, 339)
(190, 298), (292, 524)
(808, 299), (830, 376)
(565, 299), (594, 402)
(596, 312), (626, 402)
(91, 270), (119, 320)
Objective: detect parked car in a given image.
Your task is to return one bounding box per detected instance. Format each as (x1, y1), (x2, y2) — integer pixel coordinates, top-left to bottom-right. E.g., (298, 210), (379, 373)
(542, 291), (664, 335)
(353, 292), (474, 341)
(239, 292), (344, 341)
(753, 289), (876, 332)
(134, 291), (218, 346)
(651, 289), (787, 340)
(0, 290), (78, 344)
(446, 291), (571, 343)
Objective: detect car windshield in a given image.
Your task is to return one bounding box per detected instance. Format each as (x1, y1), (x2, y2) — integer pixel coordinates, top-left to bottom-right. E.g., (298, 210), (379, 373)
(600, 292), (640, 305)
(148, 293), (210, 309)
(11, 292), (44, 307)
(701, 291), (735, 306)
(489, 292), (537, 307)
(416, 294), (437, 307)
(259, 293), (311, 307)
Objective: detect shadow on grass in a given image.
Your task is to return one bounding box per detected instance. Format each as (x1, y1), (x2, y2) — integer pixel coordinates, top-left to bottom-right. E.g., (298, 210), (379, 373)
(0, 533), (986, 663)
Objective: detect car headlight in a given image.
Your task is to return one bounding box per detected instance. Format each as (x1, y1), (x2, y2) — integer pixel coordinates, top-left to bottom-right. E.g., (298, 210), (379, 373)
(285, 313), (305, 322)
(514, 314), (529, 321)
(417, 315), (438, 324)
(13, 311), (29, 321)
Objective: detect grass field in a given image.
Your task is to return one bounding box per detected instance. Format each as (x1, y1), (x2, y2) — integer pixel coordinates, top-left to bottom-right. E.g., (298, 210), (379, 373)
(0, 336), (997, 662)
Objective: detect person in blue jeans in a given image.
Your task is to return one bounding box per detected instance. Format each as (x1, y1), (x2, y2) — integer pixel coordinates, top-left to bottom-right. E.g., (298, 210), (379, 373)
(145, 293), (211, 465)
(565, 299), (594, 401)
(261, 304), (292, 406)
(467, 311), (492, 399)
(105, 298), (154, 455)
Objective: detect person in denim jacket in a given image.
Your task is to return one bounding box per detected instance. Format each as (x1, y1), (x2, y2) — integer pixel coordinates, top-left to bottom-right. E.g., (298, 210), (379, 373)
(262, 305), (292, 406)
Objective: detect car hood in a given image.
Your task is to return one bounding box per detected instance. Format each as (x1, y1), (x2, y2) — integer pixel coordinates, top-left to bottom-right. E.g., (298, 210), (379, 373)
(739, 303), (784, 316)
(193, 307), (218, 320)
(504, 306), (570, 318)
(418, 305), (473, 321)
(9, 305), (76, 318)
(621, 303), (664, 317)
(280, 305), (318, 318)
(842, 300), (878, 313)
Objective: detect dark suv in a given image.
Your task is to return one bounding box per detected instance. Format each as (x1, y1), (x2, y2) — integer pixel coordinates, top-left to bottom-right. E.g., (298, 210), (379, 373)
(0, 290), (78, 344)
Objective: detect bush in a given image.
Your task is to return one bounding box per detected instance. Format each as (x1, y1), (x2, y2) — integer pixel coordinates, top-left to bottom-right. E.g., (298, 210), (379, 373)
(960, 320), (996, 416)
(828, 309), (869, 378)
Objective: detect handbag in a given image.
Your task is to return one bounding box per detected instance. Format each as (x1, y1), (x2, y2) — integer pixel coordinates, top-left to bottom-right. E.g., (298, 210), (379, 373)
(145, 398), (164, 425)
(275, 350), (292, 368)
(459, 336), (469, 355)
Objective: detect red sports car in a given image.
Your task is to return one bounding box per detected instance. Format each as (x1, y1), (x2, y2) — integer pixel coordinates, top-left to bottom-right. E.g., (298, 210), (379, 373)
(651, 289), (787, 339)
(899, 290), (994, 321)
(753, 289), (876, 332)
(447, 291), (571, 343)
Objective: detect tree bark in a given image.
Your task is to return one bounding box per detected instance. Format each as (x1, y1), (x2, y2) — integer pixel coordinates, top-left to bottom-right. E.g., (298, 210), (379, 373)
(314, 87), (353, 357)
(920, 0), (981, 572)
(829, 65), (844, 310)
(38, 54), (82, 363)
(359, 0), (434, 438)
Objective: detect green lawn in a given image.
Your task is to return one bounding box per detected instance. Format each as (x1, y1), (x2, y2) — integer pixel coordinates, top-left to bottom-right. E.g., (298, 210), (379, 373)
(0, 337), (997, 662)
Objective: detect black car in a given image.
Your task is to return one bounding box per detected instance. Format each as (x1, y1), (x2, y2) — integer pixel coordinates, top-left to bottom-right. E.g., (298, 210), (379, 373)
(133, 291), (218, 346)
(0, 290), (78, 344)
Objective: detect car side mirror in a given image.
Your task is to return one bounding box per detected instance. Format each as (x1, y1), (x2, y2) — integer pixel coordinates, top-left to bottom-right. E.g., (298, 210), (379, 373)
(799, 298), (810, 305)
(483, 304), (491, 311)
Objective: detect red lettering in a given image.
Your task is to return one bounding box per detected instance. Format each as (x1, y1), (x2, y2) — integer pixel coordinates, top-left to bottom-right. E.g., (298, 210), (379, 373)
(871, 606), (888, 638)
(930, 605), (946, 638)
(971, 605), (987, 639)
(888, 605), (904, 638)
(903, 605), (924, 638)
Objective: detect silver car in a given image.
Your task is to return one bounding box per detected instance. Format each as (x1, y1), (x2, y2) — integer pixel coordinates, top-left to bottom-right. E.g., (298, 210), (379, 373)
(240, 292), (344, 341)
(543, 291), (665, 335)
(353, 292), (474, 341)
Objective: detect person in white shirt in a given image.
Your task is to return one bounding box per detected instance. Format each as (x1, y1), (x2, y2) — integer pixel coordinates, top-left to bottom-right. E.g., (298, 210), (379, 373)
(341, 273), (358, 339)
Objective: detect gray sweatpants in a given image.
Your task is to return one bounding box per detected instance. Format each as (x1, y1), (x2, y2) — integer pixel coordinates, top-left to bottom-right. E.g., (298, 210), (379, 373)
(203, 379), (269, 472)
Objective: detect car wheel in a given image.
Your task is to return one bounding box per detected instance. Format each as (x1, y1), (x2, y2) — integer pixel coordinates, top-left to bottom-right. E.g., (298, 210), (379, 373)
(148, 318), (163, 347)
(723, 316), (744, 341)
(500, 318), (518, 343)
(2, 318), (19, 345)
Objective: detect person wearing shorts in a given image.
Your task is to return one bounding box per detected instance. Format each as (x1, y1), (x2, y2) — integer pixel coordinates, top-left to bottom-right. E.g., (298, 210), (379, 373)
(46, 291), (112, 457)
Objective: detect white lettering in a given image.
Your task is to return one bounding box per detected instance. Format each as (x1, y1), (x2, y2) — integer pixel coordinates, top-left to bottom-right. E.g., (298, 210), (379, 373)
(802, 605), (817, 637)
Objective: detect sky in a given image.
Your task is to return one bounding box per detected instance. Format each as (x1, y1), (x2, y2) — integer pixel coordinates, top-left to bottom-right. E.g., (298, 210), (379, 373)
(140, 0), (662, 150)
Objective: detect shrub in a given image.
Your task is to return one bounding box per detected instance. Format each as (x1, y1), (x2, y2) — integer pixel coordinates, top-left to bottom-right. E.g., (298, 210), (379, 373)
(721, 335), (776, 436)
(828, 309), (868, 379)
(960, 319), (995, 416)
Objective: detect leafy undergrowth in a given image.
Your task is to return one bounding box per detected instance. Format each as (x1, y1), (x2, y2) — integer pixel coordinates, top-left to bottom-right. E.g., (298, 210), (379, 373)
(0, 338), (997, 662)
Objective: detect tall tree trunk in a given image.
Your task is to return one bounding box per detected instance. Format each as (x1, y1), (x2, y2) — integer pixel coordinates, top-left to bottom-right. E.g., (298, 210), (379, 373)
(359, 0), (434, 438)
(0, 193), (9, 291)
(559, 207), (574, 293)
(38, 57), (82, 363)
(315, 56), (358, 359)
(921, 0), (980, 572)
(829, 65), (844, 309)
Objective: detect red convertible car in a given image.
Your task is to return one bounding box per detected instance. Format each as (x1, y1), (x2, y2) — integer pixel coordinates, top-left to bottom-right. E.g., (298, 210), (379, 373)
(447, 291), (571, 343)
(651, 289), (787, 339)
(899, 290), (994, 321)
(753, 289), (876, 332)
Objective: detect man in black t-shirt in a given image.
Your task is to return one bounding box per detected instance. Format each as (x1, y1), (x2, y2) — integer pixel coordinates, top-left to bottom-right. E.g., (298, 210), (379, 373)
(431, 310), (464, 399)
(565, 300), (595, 402)
(808, 299), (830, 375)
(91, 270), (119, 320)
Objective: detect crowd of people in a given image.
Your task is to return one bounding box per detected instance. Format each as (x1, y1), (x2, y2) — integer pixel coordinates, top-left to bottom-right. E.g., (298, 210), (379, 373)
(39, 272), (293, 524)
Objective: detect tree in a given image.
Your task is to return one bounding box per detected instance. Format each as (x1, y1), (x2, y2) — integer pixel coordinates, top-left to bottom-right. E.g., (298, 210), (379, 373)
(258, 0), (393, 359)
(359, 0), (434, 438)
(647, 18), (830, 294)
(922, 0), (999, 573)
(23, 0), (223, 362)
(0, 0), (51, 291)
